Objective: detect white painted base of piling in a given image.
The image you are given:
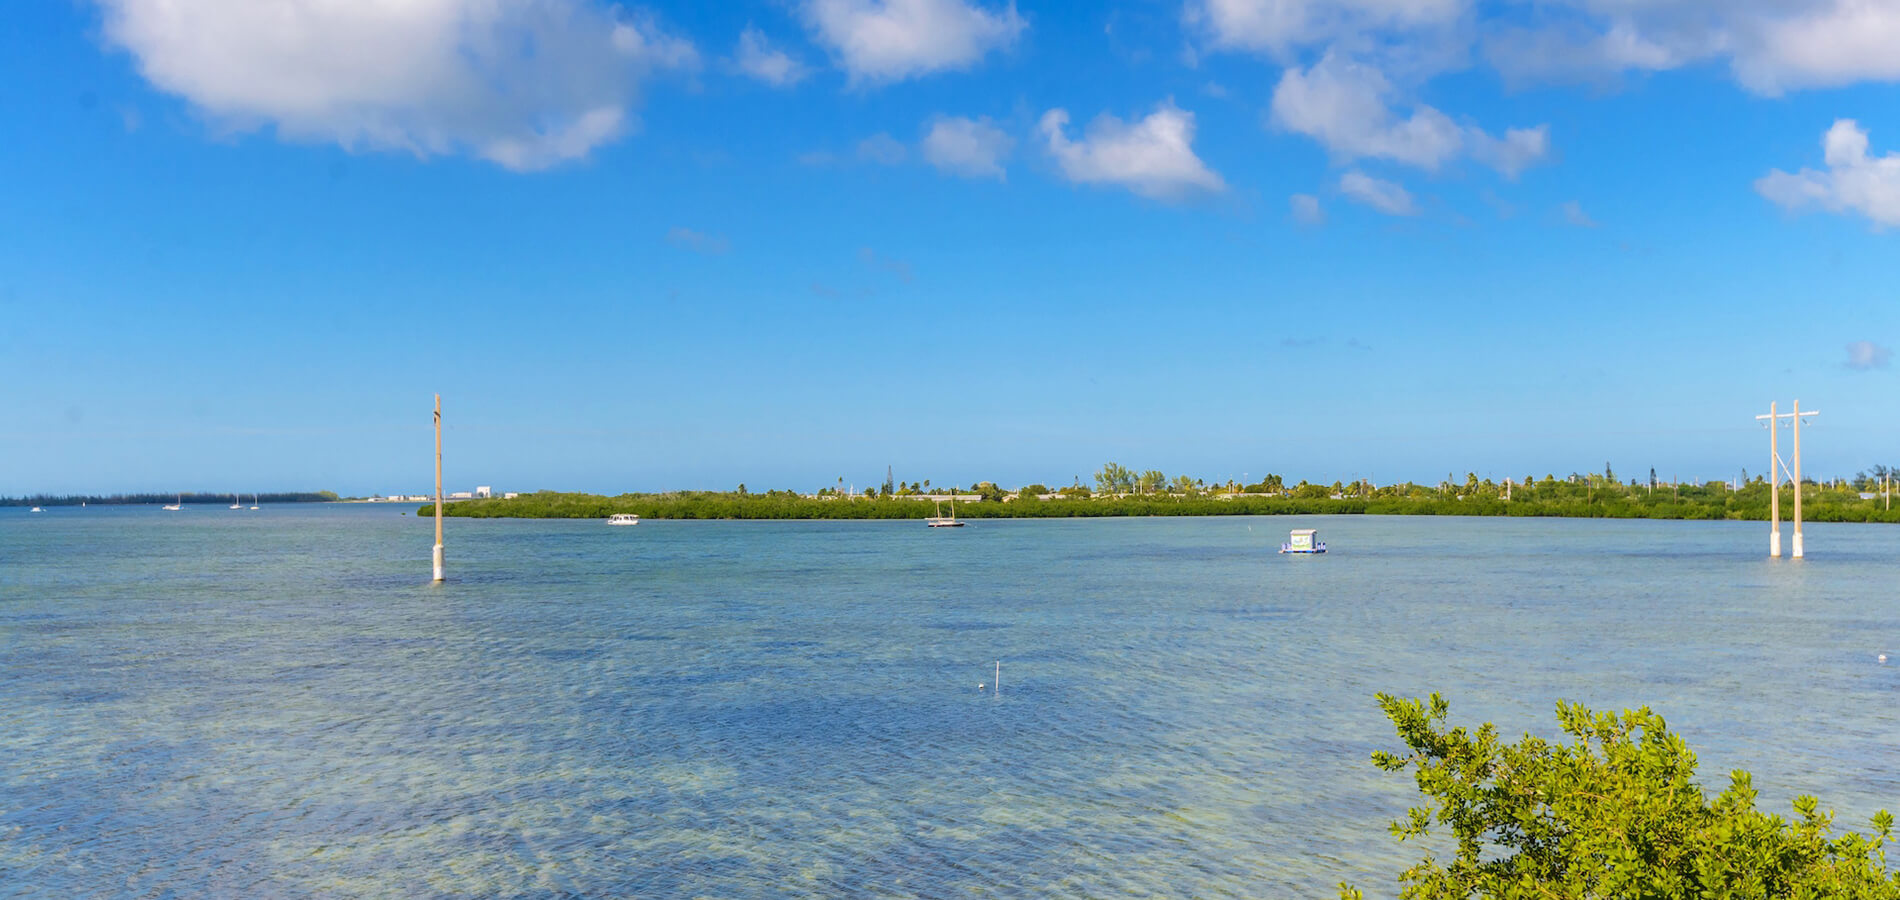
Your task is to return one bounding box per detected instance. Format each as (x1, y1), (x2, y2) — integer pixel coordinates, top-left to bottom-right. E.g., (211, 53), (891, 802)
(1770, 528), (1781, 558)
(433, 544), (445, 582)
(1792, 533), (1804, 559)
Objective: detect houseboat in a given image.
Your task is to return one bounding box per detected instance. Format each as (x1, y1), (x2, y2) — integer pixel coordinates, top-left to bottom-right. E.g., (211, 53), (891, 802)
(1280, 528), (1326, 554)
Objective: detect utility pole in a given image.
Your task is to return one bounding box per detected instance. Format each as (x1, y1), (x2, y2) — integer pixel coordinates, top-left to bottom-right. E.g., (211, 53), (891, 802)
(1755, 401), (1819, 559)
(433, 394), (445, 582)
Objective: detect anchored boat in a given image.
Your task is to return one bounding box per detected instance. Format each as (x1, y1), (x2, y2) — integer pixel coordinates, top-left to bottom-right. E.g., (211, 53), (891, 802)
(926, 495), (964, 527)
(1280, 528), (1326, 554)
(607, 513), (640, 526)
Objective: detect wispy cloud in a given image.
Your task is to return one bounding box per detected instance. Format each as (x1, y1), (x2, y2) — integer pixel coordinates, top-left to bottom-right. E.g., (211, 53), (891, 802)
(859, 247), (913, 282)
(1290, 192), (1325, 225)
(1269, 55), (1549, 178)
(857, 132), (908, 165)
(1846, 340), (1893, 371)
(1339, 171), (1417, 216)
(920, 115), (1013, 179)
(1561, 200), (1598, 227)
(732, 26), (809, 87)
(666, 227), (730, 255)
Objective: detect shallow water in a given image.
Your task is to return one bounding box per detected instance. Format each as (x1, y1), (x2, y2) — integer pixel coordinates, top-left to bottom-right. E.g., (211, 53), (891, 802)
(4, 506), (1898, 897)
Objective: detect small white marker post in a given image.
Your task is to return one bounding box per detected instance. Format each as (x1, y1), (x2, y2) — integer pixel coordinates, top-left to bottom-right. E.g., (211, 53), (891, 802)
(433, 394), (445, 583)
(1792, 400), (1807, 558)
(994, 661), (1000, 697)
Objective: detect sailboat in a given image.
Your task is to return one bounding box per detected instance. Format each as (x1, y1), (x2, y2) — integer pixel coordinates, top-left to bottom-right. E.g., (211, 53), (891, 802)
(163, 493), (182, 511)
(230, 493), (242, 510)
(249, 493), (259, 510)
(926, 493), (964, 527)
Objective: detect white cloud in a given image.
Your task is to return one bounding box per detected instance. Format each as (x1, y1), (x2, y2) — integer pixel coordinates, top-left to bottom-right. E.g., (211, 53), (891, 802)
(666, 227), (731, 255)
(1290, 192), (1326, 224)
(1741, 2), (1900, 93)
(1189, 0), (1465, 56)
(1845, 340), (1893, 371)
(95, 0), (696, 171)
(612, 15), (701, 71)
(1756, 119), (1900, 228)
(1468, 126), (1551, 179)
(1483, 21), (1693, 87)
(1482, 1), (1900, 95)
(1270, 55), (1548, 177)
(920, 115), (1013, 179)
(1197, 2), (1900, 111)
(1560, 200), (1597, 227)
(1040, 101), (1226, 201)
(802, 0), (1024, 84)
(857, 132), (908, 164)
(1339, 170), (1417, 215)
(733, 26), (809, 87)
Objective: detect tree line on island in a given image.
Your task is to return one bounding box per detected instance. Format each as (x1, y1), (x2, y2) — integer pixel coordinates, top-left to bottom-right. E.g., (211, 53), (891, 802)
(424, 461), (1900, 523)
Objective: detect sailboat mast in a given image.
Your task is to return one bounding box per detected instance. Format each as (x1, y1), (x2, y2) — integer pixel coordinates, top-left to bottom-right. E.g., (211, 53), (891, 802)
(433, 394), (445, 582)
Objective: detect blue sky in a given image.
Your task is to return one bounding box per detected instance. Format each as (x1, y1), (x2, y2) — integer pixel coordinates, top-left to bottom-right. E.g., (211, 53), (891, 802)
(3, 0), (1898, 496)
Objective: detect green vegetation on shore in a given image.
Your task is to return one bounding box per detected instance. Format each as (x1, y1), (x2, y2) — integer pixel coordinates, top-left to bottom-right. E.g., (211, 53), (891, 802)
(1343, 694), (1898, 898)
(424, 474), (1900, 523)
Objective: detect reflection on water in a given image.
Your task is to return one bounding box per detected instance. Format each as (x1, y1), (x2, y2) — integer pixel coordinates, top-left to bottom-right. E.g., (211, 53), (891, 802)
(3, 507), (1898, 897)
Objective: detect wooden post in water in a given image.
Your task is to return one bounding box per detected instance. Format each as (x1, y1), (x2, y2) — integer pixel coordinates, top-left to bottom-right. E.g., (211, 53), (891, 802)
(1792, 400), (1804, 559)
(1769, 402), (1781, 558)
(433, 394), (445, 582)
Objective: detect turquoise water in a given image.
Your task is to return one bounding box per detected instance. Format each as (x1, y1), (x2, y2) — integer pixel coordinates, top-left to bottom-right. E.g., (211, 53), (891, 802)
(4, 506), (1898, 897)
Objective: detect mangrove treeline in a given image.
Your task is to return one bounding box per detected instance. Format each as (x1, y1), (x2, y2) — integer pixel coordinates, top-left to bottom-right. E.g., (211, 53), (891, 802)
(424, 479), (1900, 523)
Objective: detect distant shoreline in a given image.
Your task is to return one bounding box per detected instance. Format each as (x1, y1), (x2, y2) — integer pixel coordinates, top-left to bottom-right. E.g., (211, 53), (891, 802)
(2, 492), (340, 508)
(419, 489), (1900, 524)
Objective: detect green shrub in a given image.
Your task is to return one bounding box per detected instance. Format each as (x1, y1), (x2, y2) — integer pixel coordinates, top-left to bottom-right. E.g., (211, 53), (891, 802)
(1344, 694), (1899, 899)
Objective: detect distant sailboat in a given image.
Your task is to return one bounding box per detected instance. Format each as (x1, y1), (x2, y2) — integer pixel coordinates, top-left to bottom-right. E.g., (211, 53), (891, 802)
(926, 494), (964, 527)
(30, 506), (43, 513)
(250, 493), (259, 510)
(230, 493), (242, 510)
(163, 493), (182, 511)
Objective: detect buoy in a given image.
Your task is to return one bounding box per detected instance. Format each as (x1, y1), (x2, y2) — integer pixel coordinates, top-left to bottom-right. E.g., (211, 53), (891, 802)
(1881, 654), (1889, 663)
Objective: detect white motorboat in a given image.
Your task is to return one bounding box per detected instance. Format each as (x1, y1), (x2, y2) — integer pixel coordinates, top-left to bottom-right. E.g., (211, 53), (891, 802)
(30, 506), (42, 513)
(607, 513), (640, 526)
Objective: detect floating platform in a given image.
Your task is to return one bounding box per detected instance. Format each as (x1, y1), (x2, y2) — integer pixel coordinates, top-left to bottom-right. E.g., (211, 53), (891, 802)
(1280, 528), (1326, 554)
